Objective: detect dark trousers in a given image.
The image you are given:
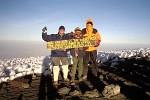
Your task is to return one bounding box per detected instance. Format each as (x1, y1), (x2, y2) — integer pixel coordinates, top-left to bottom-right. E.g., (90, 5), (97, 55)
(70, 56), (83, 80)
(83, 50), (97, 76)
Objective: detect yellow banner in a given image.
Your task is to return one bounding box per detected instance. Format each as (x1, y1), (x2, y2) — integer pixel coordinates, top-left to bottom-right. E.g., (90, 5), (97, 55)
(47, 38), (96, 50)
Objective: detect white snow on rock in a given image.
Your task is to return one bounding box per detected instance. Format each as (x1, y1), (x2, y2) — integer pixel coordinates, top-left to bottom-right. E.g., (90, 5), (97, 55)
(0, 48), (150, 83)
(98, 48), (150, 64)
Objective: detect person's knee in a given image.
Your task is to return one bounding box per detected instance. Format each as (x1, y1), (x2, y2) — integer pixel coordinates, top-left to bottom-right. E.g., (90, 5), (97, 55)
(61, 57), (68, 65)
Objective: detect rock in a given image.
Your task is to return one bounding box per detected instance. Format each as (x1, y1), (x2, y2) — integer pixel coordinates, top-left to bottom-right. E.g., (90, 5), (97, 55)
(17, 93), (24, 100)
(99, 75), (104, 81)
(145, 92), (150, 96)
(35, 73), (41, 77)
(102, 84), (120, 98)
(0, 82), (8, 89)
(22, 83), (29, 88)
(58, 87), (70, 95)
(112, 57), (119, 62)
(10, 79), (30, 88)
(120, 58), (125, 62)
(110, 93), (126, 100)
(111, 62), (119, 67)
(69, 90), (81, 96)
(84, 89), (99, 98)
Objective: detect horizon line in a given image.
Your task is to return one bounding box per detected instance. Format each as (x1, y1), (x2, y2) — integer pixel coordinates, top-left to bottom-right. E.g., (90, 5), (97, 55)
(0, 40), (150, 45)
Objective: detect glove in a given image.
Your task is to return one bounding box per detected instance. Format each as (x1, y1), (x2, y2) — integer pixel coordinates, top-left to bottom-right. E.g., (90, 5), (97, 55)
(42, 27), (47, 33)
(94, 43), (99, 47)
(94, 40), (100, 47)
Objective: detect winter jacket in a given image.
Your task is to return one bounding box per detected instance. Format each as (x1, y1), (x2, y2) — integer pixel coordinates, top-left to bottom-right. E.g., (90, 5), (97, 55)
(82, 18), (101, 52)
(69, 34), (87, 58)
(42, 32), (70, 57)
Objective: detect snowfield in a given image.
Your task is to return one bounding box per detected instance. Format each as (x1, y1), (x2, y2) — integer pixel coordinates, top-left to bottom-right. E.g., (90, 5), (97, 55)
(0, 48), (150, 83)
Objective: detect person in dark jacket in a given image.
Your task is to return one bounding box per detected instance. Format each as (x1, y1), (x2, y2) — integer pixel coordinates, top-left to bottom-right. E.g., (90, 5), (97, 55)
(42, 26), (69, 85)
(69, 27), (87, 85)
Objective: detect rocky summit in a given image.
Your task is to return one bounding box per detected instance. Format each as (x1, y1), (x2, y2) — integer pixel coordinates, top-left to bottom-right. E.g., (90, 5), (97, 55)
(0, 48), (150, 99)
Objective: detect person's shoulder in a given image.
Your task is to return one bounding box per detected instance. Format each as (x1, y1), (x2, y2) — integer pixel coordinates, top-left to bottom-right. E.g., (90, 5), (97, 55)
(93, 28), (98, 34)
(82, 28), (86, 30)
(81, 28), (86, 34)
(65, 32), (74, 36)
(81, 28), (86, 31)
(65, 32), (74, 39)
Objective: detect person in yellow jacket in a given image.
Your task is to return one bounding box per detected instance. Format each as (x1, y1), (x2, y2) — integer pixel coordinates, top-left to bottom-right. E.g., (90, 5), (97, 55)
(82, 18), (101, 80)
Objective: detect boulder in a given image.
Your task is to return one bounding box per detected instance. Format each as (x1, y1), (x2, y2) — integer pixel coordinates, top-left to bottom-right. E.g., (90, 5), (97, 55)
(84, 89), (99, 98)
(69, 90), (81, 96)
(10, 79), (29, 88)
(102, 84), (120, 98)
(58, 87), (70, 95)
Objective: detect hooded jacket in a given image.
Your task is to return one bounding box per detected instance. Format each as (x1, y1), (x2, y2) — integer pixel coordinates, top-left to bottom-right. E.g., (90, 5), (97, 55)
(82, 18), (101, 52)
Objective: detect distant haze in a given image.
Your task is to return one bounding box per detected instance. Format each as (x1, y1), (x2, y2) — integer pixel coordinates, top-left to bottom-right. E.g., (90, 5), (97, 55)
(0, 40), (49, 59)
(98, 43), (150, 51)
(0, 40), (150, 59)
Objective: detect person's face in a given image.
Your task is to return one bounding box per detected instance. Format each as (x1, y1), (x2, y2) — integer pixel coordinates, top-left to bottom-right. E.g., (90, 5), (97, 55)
(86, 22), (93, 28)
(59, 29), (65, 35)
(75, 30), (81, 36)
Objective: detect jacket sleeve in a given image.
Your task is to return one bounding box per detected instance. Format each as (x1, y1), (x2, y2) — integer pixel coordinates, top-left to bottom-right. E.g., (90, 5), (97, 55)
(42, 32), (54, 42)
(96, 31), (101, 44)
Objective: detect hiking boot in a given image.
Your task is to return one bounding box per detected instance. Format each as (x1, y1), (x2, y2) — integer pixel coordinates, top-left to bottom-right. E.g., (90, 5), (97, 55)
(82, 75), (87, 81)
(70, 81), (75, 85)
(70, 78), (75, 85)
(64, 78), (69, 82)
(53, 81), (58, 86)
(78, 78), (83, 82)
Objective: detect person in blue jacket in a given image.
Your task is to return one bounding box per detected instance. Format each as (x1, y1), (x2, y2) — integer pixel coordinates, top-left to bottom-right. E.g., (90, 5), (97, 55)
(42, 26), (69, 85)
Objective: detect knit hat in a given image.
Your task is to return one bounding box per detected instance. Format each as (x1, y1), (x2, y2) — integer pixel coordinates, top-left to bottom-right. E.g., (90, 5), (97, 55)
(86, 18), (93, 25)
(59, 26), (65, 30)
(74, 27), (81, 31)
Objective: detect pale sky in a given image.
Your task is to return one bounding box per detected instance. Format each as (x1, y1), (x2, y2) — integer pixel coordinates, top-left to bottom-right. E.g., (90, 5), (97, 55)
(0, 0), (150, 44)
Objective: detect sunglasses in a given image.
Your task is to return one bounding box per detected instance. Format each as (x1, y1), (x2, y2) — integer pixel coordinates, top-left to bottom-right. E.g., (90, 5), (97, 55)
(87, 22), (93, 25)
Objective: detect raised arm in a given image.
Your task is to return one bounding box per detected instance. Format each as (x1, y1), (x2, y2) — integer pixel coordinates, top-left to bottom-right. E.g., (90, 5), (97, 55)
(42, 27), (54, 42)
